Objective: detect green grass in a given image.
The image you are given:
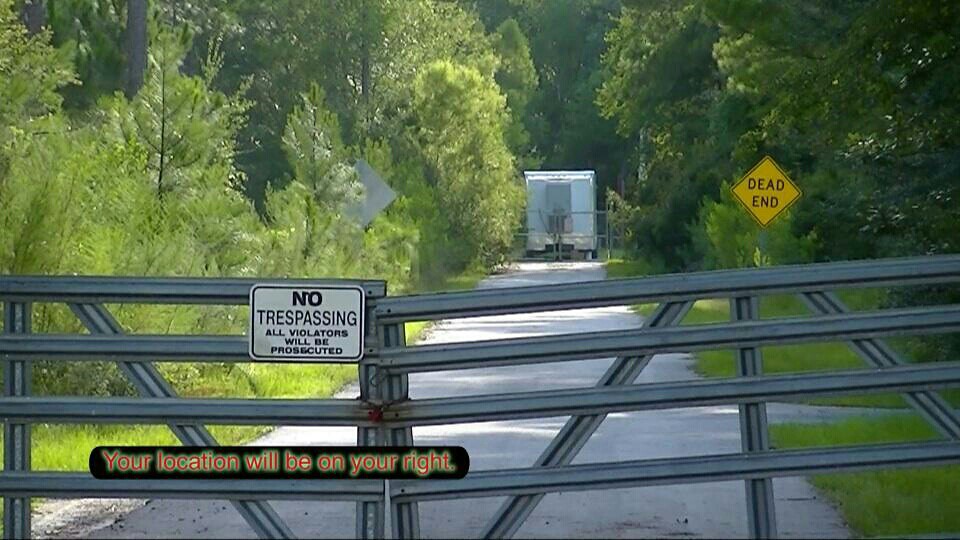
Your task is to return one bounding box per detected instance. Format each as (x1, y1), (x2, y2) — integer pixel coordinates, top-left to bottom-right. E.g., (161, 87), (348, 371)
(405, 320), (429, 343)
(771, 415), (960, 537)
(2, 364), (358, 475)
(169, 363), (356, 399)
(27, 424), (271, 471)
(608, 259), (909, 408)
(605, 257), (662, 279)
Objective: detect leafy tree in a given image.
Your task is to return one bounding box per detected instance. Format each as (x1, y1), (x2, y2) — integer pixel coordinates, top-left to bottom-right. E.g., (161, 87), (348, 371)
(107, 25), (249, 201)
(0, 0), (538, 397)
(412, 60), (524, 267)
(259, 82), (367, 281)
(45, 0), (125, 108)
(519, 0), (627, 187)
(494, 18), (539, 167)
(0, 0), (77, 274)
(694, 185), (817, 269)
(281, 83), (363, 214)
(598, 0), (730, 269)
(706, 0), (960, 260)
(0, 0), (74, 125)
(183, 0), (497, 208)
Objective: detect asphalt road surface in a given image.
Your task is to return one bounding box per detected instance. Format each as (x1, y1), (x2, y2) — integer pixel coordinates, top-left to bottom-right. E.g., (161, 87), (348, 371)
(40, 261), (856, 539)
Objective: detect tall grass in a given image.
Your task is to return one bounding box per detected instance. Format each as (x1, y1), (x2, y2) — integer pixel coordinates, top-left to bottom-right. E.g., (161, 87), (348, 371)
(617, 262), (914, 408)
(771, 415), (960, 537)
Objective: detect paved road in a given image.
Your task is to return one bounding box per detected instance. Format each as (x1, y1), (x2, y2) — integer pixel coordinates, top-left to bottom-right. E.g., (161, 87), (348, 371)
(43, 261), (854, 538)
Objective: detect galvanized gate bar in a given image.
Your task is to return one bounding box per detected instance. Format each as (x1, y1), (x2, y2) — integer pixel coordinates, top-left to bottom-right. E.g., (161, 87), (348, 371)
(0, 473), (383, 500)
(5, 361), (960, 427)
(0, 334), (251, 360)
(0, 396), (370, 425)
(0, 333), (378, 361)
(3, 302), (31, 540)
(70, 303), (297, 540)
(481, 301), (690, 539)
(801, 291), (960, 439)
(372, 362), (960, 426)
(0, 275), (385, 304)
(732, 296), (777, 539)
(375, 255), (960, 322)
(390, 441), (960, 502)
(376, 305), (960, 372)
(6, 305), (960, 367)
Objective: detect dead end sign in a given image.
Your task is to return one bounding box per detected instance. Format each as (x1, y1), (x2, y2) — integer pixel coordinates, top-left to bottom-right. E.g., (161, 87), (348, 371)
(249, 285), (365, 361)
(731, 156), (802, 227)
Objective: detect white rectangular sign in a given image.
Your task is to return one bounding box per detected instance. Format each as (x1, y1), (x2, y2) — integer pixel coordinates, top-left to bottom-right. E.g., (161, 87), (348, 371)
(249, 284), (365, 361)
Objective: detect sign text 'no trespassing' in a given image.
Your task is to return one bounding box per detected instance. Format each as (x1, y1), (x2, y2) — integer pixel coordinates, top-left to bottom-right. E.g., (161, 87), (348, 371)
(248, 285), (365, 361)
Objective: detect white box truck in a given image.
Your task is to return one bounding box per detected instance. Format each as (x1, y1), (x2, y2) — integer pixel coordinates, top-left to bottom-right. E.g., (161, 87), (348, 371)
(524, 170), (597, 259)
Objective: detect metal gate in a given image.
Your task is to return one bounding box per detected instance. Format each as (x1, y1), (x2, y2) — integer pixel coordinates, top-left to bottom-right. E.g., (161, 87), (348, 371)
(3, 255), (960, 539)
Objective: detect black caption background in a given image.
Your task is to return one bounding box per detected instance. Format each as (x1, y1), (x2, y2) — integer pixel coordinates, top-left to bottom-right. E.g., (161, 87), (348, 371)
(90, 446), (469, 480)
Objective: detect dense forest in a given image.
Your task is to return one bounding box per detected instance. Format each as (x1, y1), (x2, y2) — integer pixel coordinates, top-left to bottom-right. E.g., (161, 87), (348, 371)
(600, 0), (959, 273)
(1, 0), (958, 393)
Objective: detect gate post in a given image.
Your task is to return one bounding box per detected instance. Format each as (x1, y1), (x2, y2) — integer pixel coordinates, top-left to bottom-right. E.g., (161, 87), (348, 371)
(357, 311), (420, 539)
(732, 296), (777, 539)
(382, 327), (419, 539)
(3, 302), (31, 540)
(357, 357), (386, 539)
(358, 299), (386, 539)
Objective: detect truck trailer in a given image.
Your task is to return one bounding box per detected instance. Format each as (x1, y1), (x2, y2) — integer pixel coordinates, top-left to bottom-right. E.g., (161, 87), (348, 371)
(524, 170), (597, 259)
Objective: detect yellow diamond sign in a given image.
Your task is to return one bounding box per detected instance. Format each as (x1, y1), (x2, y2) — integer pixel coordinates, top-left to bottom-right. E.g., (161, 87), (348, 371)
(731, 156), (802, 227)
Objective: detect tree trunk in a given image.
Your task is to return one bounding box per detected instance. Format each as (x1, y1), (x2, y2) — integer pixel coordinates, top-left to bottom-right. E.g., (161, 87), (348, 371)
(360, 0), (370, 104)
(20, 0), (45, 35)
(125, 0), (148, 98)
(359, 0), (371, 142)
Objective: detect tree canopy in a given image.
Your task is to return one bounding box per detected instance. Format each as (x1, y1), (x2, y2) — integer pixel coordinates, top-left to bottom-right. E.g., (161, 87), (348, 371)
(1, 0), (958, 389)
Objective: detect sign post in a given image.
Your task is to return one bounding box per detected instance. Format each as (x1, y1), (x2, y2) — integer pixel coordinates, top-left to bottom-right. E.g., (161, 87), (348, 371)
(731, 156), (802, 228)
(248, 285), (365, 362)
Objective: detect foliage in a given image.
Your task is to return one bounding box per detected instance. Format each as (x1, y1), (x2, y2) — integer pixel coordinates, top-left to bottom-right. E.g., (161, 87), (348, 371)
(605, 189), (641, 259)
(694, 184), (817, 269)
(520, 0), (628, 186)
(601, 0), (960, 272)
(598, 0), (960, 368)
(4, 0), (958, 413)
(0, 3), (73, 122)
(107, 25), (250, 201)
(45, 0), (125, 108)
(412, 60), (525, 268)
(598, 1), (733, 269)
(281, 83), (363, 213)
(493, 18), (539, 167)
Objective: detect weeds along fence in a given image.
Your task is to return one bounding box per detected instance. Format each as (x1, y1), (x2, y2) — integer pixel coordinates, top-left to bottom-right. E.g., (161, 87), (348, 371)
(2, 255), (960, 539)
